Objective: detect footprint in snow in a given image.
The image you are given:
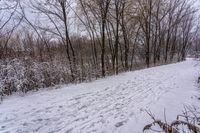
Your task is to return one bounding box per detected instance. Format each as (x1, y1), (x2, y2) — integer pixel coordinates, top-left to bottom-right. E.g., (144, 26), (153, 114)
(115, 121), (126, 127)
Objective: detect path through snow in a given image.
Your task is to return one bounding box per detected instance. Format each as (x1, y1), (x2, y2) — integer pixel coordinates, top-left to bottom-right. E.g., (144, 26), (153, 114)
(0, 59), (200, 133)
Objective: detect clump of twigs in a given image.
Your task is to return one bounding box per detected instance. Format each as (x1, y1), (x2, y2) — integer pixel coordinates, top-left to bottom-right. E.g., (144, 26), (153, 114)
(144, 107), (200, 133)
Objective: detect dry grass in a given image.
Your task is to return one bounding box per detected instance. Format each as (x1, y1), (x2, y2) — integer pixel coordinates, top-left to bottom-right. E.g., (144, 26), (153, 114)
(144, 107), (200, 133)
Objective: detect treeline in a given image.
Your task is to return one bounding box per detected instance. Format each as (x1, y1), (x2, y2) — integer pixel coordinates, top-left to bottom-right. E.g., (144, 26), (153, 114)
(0, 0), (199, 95)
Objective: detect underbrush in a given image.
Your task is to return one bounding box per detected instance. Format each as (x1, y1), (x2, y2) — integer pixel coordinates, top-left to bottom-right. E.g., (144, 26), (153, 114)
(0, 58), (101, 99)
(0, 58), (68, 96)
(0, 56), (179, 100)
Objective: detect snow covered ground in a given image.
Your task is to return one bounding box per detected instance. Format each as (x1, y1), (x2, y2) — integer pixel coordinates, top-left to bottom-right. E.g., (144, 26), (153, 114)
(0, 58), (200, 133)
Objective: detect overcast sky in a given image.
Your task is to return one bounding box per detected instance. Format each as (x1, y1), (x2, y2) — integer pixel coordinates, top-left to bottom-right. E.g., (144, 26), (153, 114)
(1, 0), (200, 37)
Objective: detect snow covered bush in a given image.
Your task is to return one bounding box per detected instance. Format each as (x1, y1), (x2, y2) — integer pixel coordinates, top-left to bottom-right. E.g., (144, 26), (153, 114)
(0, 57), (102, 98)
(0, 58), (72, 97)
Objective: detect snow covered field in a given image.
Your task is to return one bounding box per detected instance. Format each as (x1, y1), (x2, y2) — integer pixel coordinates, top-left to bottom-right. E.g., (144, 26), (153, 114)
(0, 59), (200, 133)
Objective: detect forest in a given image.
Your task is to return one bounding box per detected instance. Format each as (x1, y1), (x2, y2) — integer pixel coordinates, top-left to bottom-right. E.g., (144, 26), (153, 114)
(0, 0), (199, 95)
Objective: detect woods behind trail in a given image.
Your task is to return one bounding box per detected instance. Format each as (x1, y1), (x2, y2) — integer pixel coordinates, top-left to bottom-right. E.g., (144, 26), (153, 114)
(0, 0), (200, 95)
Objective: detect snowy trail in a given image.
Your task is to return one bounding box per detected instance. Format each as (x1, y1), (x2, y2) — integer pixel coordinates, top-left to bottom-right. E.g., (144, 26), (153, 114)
(0, 59), (200, 133)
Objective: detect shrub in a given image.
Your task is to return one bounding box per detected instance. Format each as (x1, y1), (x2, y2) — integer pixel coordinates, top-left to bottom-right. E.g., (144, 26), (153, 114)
(0, 58), (72, 97)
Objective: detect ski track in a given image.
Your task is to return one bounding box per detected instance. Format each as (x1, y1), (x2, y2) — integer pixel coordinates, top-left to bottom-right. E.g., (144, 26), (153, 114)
(0, 59), (199, 133)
